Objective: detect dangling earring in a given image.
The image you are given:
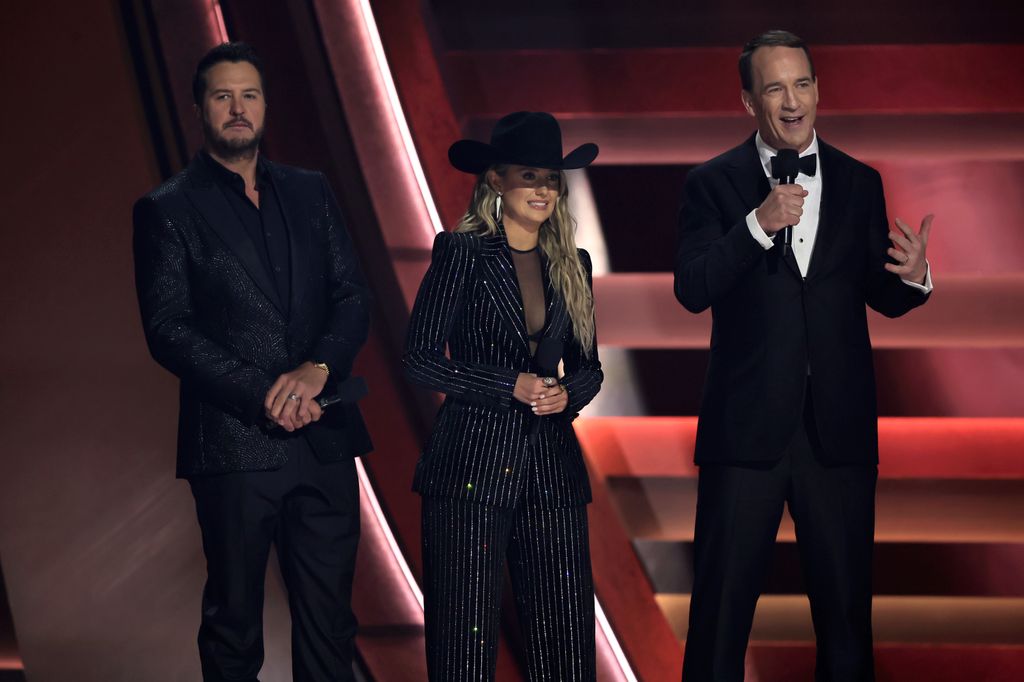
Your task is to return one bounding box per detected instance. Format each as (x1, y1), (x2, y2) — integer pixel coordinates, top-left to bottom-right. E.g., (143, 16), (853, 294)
(495, 192), (503, 222)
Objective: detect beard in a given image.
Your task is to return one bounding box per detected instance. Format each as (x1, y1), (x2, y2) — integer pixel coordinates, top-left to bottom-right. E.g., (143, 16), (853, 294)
(203, 116), (264, 162)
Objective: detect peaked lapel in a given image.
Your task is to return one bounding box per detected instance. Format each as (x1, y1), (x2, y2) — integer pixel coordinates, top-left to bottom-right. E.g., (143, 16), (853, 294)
(183, 157), (287, 314)
(479, 230), (531, 352)
(266, 161), (310, 319)
(805, 139), (850, 281)
(726, 136), (801, 277)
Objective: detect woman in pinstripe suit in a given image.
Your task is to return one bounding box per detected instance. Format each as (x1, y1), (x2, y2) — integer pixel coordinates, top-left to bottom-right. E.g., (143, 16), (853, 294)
(404, 112), (603, 681)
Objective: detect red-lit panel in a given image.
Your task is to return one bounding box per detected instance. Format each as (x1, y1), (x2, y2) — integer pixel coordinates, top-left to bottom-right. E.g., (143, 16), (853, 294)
(593, 273), (1024, 349)
(577, 417), (1024, 479)
(446, 45), (1024, 117)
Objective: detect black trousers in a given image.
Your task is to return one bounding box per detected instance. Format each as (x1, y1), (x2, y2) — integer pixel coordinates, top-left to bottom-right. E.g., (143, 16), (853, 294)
(682, 397), (878, 682)
(189, 438), (361, 682)
(421, 494), (596, 681)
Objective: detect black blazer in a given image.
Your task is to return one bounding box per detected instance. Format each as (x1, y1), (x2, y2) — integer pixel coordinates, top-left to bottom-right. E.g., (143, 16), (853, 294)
(133, 155), (373, 477)
(674, 135), (929, 465)
(404, 230), (603, 508)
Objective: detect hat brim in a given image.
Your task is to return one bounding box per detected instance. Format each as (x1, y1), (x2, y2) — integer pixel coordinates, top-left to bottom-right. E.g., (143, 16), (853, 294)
(448, 140), (599, 174)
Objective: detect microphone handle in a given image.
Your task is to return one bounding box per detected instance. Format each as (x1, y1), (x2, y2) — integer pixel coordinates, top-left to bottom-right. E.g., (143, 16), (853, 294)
(528, 367), (558, 443)
(780, 173), (796, 256)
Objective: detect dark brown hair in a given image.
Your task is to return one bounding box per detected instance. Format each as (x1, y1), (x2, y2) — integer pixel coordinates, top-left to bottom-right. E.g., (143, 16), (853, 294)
(739, 30), (815, 92)
(192, 42), (267, 106)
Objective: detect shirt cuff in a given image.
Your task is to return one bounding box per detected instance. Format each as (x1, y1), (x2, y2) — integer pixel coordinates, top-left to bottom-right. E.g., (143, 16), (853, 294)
(745, 209), (775, 250)
(901, 260), (933, 294)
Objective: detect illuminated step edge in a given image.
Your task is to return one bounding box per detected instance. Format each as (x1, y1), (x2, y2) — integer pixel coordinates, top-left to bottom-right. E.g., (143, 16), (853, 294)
(556, 113), (1024, 165)
(592, 273), (1024, 349)
(635, 540), (1024, 596)
(743, 643), (1024, 682)
(576, 417), (1024, 479)
(447, 46), (1024, 118)
(656, 594), (1024, 644)
(609, 479), (1024, 543)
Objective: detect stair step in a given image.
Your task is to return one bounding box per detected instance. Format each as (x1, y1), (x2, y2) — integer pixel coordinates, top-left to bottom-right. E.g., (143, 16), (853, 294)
(553, 113), (1024, 164)
(657, 594), (1024, 644)
(578, 417), (1024, 479)
(448, 46), (1024, 117)
(742, 643), (1024, 682)
(590, 273), (1024, 349)
(635, 539), (1024, 597)
(607, 478), (1024, 542)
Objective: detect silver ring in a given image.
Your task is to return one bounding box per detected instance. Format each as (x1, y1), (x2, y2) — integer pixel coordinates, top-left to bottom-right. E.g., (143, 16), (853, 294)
(287, 393), (300, 401)
(542, 377), (557, 387)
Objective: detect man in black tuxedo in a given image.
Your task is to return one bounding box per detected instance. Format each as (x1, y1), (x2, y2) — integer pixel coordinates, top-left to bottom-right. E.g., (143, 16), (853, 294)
(133, 43), (372, 681)
(674, 31), (933, 681)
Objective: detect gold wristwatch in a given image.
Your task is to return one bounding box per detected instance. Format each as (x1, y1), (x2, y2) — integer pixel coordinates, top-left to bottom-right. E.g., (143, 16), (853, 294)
(312, 361), (330, 377)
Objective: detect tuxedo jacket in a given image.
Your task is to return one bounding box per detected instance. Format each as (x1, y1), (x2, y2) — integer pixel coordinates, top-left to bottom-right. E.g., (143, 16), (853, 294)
(674, 135), (929, 465)
(404, 230), (603, 508)
(133, 155), (372, 477)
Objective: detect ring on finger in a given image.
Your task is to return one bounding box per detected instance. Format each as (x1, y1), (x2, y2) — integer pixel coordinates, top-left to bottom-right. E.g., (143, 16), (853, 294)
(287, 393), (300, 401)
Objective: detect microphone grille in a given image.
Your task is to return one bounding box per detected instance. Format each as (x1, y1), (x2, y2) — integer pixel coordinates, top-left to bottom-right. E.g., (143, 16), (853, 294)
(771, 148), (801, 180)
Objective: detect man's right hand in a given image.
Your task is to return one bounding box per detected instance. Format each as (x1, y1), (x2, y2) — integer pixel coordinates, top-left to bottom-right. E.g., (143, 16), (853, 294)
(755, 184), (808, 235)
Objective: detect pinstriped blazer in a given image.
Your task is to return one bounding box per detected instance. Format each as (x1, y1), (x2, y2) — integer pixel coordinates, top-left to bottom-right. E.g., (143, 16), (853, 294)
(403, 229), (603, 508)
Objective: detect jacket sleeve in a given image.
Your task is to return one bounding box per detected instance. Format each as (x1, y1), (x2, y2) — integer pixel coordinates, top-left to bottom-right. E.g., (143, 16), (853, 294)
(558, 249), (603, 421)
(403, 232), (519, 408)
(132, 196), (274, 424)
(673, 168), (766, 313)
(862, 168), (931, 318)
(309, 174), (372, 377)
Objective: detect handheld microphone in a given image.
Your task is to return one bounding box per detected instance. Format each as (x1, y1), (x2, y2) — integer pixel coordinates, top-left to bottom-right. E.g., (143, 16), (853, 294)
(529, 337), (564, 445)
(266, 376), (368, 430)
(770, 148), (801, 257)
(315, 376), (368, 410)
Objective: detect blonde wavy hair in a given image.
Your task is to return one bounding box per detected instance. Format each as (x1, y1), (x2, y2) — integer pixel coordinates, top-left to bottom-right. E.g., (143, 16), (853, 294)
(454, 165), (596, 356)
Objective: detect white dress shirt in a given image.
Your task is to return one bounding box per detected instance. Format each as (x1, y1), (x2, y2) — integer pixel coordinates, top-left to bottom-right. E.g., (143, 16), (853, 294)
(744, 131), (932, 292)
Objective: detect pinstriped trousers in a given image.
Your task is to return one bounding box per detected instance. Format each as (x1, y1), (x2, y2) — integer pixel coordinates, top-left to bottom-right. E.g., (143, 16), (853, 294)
(421, 493), (596, 681)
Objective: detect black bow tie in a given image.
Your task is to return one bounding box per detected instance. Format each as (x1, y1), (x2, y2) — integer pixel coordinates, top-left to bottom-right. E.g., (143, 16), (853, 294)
(770, 150), (819, 178)
(780, 153), (817, 177)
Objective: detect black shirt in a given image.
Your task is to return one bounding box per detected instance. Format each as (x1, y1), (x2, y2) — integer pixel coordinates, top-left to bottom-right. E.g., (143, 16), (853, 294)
(201, 151), (291, 313)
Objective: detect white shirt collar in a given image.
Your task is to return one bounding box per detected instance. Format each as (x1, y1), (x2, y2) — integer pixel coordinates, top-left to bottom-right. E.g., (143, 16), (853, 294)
(755, 131), (819, 180)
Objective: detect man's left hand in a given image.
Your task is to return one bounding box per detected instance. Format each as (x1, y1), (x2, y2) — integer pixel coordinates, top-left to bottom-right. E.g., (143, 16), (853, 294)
(265, 361), (329, 432)
(885, 214), (933, 284)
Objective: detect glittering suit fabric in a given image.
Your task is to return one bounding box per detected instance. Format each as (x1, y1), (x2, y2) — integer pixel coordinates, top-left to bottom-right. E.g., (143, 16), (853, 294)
(422, 496), (595, 681)
(405, 230), (602, 680)
(404, 230), (603, 508)
(133, 156), (373, 477)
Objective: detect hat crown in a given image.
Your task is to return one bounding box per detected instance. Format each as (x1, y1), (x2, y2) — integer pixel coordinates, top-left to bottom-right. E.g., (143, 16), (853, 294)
(447, 110), (597, 174)
(489, 112), (564, 167)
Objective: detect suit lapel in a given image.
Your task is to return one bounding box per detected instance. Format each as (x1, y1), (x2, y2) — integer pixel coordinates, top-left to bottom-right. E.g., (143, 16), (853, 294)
(806, 140), (849, 281)
(183, 158), (286, 314)
(479, 232), (531, 352)
(266, 162), (310, 318)
(725, 136), (800, 277)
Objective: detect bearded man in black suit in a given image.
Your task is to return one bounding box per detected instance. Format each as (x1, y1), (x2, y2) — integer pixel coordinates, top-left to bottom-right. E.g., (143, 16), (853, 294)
(674, 31), (933, 681)
(133, 43), (371, 682)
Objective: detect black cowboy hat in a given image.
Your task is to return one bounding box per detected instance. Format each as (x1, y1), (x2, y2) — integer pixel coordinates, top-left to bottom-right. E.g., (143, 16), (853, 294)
(448, 111), (599, 174)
